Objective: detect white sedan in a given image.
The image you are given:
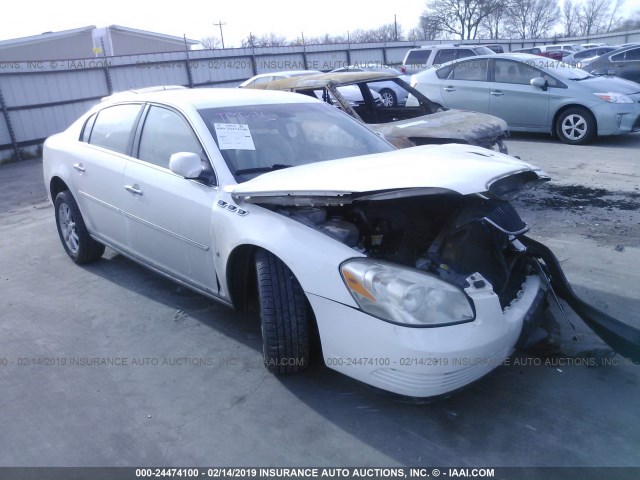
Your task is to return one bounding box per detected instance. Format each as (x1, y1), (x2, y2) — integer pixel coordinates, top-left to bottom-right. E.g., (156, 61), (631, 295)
(43, 86), (635, 398)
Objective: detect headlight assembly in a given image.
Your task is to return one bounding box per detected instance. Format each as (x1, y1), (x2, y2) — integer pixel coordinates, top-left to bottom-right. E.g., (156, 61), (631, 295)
(593, 92), (633, 104)
(340, 259), (475, 326)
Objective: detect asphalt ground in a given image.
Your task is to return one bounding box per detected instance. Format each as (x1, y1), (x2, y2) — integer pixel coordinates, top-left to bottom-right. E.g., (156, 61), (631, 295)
(0, 133), (639, 468)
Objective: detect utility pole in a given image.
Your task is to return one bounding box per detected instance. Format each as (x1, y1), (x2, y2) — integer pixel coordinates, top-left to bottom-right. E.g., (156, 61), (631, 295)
(213, 20), (226, 49)
(394, 14), (398, 41)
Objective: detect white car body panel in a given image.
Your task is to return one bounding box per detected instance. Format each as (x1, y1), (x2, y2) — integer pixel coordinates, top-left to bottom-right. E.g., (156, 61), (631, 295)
(230, 144), (541, 200)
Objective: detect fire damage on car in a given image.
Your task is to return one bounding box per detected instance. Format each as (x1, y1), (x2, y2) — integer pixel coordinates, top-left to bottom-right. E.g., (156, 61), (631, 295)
(243, 72), (510, 154)
(231, 145), (640, 366)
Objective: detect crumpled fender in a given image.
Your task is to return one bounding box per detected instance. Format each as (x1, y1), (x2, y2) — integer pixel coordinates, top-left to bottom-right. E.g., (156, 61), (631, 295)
(521, 236), (640, 364)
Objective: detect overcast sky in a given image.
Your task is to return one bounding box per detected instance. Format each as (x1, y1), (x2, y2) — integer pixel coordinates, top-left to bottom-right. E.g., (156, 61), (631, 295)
(1, 0), (426, 47)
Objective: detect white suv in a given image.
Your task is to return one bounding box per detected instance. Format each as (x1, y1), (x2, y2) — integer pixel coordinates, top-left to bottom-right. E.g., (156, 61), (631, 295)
(401, 44), (494, 74)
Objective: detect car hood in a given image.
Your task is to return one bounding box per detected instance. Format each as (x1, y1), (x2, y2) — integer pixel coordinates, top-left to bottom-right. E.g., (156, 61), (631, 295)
(572, 75), (640, 94)
(229, 144), (547, 205)
(368, 110), (508, 147)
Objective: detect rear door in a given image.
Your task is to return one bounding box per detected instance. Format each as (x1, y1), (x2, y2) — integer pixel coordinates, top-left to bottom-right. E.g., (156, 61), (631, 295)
(488, 59), (550, 129)
(75, 103), (143, 249)
(439, 58), (491, 113)
(122, 105), (219, 293)
(611, 47), (640, 83)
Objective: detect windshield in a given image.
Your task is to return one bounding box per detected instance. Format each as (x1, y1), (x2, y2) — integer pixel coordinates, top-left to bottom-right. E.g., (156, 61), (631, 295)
(199, 103), (394, 182)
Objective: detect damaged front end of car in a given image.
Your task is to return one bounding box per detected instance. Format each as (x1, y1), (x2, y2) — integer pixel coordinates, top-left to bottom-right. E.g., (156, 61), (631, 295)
(230, 145), (639, 395)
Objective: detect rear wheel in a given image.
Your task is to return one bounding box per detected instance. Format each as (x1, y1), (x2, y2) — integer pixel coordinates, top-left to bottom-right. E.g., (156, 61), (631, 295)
(556, 107), (596, 145)
(54, 191), (105, 264)
(255, 250), (310, 374)
(379, 88), (397, 107)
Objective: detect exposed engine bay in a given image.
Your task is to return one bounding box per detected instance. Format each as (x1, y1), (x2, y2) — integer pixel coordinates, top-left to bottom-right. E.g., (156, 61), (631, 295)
(277, 194), (533, 310)
(271, 193), (640, 363)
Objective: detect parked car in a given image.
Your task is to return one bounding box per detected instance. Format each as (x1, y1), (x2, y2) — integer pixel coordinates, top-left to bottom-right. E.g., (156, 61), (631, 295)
(245, 71), (510, 152)
(331, 65), (409, 107)
(538, 44), (583, 52)
(409, 53), (640, 144)
(585, 44), (640, 84)
(238, 70), (320, 87)
(401, 44), (494, 74)
(581, 43), (607, 49)
(563, 46), (617, 67)
(43, 86), (640, 399)
(511, 47), (564, 61)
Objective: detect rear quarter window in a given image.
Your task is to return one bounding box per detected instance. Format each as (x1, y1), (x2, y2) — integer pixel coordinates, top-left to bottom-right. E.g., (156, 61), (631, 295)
(405, 50), (432, 65)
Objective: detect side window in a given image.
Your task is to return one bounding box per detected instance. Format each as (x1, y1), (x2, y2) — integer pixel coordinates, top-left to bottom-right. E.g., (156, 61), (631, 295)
(80, 113), (97, 142)
(494, 60), (540, 85)
(626, 48), (640, 60)
(406, 49), (432, 65)
(138, 106), (206, 170)
(451, 59), (488, 81)
(612, 51), (625, 62)
(88, 104), (142, 154)
(436, 65), (454, 79)
(253, 76), (273, 85)
(433, 49), (457, 65)
(456, 49), (475, 60)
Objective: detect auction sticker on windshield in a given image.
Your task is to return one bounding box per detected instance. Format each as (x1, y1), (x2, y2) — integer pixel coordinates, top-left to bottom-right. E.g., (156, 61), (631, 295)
(214, 123), (256, 150)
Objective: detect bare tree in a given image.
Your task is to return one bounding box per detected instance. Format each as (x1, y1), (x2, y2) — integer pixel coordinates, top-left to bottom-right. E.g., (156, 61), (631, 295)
(504, 0), (560, 39)
(241, 33), (288, 48)
(606, 0), (625, 32)
(408, 14), (443, 41)
(562, 0), (579, 36)
(576, 0), (610, 35)
(422, 0), (506, 40)
(199, 37), (221, 50)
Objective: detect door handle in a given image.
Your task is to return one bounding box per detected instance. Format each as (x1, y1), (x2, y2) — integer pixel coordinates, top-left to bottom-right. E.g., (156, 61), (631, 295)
(73, 163), (85, 173)
(443, 86), (456, 92)
(490, 91), (504, 96)
(125, 184), (143, 196)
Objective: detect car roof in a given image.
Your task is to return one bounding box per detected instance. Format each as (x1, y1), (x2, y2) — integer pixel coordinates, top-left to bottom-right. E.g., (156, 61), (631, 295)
(244, 71), (399, 90)
(101, 86), (321, 109)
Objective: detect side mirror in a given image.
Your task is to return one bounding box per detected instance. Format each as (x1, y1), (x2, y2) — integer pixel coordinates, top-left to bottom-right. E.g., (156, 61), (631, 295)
(530, 77), (548, 91)
(169, 152), (203, 179)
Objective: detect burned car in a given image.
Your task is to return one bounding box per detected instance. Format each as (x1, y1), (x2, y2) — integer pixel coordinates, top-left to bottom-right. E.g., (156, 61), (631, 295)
(43, 87), (639, 399)
(242, 71), (510, 153)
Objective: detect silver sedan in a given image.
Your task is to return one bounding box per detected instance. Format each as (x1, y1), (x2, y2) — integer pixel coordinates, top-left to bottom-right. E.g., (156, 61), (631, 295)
(410, 53), (640, 144)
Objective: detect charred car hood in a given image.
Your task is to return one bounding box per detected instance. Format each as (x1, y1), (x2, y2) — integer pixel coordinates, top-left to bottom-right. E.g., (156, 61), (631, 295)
(229, 144), (546, 205)
(369, 110), (509, 147)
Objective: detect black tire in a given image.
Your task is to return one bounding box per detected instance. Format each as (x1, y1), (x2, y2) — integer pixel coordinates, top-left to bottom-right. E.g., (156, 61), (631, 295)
(255, 249), (310, 374)
(379, 88), (397, 107)
(54, 191), (105, 264)
(555, 107), (596, 145)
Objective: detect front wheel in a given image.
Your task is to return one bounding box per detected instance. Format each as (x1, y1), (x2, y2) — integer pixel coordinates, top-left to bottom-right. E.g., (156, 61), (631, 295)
(54, 191), (105, 264)
(556, 107), (596, 145)
(255, 250), (311, 374)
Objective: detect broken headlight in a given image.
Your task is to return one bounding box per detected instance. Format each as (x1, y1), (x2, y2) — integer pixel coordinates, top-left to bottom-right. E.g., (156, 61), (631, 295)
(340, 259), (475, 326)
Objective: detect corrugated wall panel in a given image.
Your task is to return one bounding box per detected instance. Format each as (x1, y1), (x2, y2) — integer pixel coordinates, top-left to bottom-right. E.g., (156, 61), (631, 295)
(0, 115), (11, 145)
(385, 47), (411, 65)
(306, 51), (348, 71)
(10, 100), (98, 141)
(0, 70), (108, 107)
(110, 64), (190, 91)
(190, 58), (255, 85)
(254, 53), (307, 73)
(349, 48), (385, 66)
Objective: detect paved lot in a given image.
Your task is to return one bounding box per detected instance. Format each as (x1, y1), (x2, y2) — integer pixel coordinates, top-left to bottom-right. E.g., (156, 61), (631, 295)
(1, 134), (639, 467)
